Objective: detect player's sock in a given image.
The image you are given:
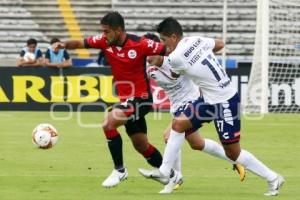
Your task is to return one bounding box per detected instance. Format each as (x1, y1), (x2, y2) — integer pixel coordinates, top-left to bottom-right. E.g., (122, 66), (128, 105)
(142, 143), (163, 168)
(236, 149), (277, 182)
(164, 140), (182, 173)
(174, 149), (182, 173)
(202, 139), (234, 163)
(104, 129), (124, 171)
(159, 129), (185, 176)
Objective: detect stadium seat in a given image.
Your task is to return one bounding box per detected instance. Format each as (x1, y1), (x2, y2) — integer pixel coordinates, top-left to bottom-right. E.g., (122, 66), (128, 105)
(0, 0), (262, 64)
(112, 0), (257, 59)
(0, 0), (50, 63)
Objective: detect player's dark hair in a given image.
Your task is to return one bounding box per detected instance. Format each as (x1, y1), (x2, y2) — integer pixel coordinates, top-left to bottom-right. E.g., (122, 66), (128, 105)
(27, 38), (37, 46)
(50, 38), (60, 45)
(143, 33), (160, 42)
(157, 17), (183, 37)
(101, 11), (125, 31)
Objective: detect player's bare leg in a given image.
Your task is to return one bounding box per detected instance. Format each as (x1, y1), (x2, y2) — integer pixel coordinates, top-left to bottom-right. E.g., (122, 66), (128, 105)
(139, 115), (202, 187)
(139, 114), (244, 194)
(223, 143), (285, 196)
(129, 133), (162, 168)
(101, 108), (128, 188)
(140, 118), (247, 193)
(165, 123), (245, 173)
(130, 133), (149, 153)
(102, 107), (163, 188)
(188, 135), (245, 181)
(185, 133), (245, 181)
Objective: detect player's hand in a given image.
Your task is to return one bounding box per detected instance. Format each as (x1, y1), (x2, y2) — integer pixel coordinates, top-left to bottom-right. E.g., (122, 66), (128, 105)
(56, 63), (63, 68)
(52, 42), (65, 51)
(23, 58), (36, 64)
(27, 58), (35, 63)
(147, 55), (164, 67)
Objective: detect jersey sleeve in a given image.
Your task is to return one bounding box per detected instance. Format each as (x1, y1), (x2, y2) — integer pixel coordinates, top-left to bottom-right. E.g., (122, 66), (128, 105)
(141, 38), (166, 56)
(160, 56), (173, 71)
(20, 50), (25, 57)
(84, 34), (106, 49)
(36, 49), (42, 58)
(202, 37), (215, 50)
(167, 54), (187, 74)
(64, 50), (70, 60)
(45, 49), (50, 59)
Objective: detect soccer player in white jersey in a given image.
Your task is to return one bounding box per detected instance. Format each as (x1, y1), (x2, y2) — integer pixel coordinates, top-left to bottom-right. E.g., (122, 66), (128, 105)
(146, 62), (245, 193)
(139, 17), (284, 196)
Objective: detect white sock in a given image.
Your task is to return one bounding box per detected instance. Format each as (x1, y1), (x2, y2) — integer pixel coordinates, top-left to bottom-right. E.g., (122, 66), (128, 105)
(174, 149), (182, 176)
(236, 149), (277, 182)
(202, 139), (235, 164)
(159, 129), (185, 176)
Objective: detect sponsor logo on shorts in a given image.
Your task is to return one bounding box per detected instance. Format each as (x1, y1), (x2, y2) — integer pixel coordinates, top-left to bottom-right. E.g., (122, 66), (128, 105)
(234, 132), (240, 137)
(222, 132), (229, 139)
(222, 102), (234, 126)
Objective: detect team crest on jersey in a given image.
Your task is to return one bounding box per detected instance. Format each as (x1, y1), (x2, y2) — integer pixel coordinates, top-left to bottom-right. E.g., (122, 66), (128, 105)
(128, 49), (137, 59)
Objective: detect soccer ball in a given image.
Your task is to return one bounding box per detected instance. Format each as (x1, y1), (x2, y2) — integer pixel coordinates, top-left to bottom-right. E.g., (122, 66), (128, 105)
(23, 52), (36, 61)
(32, 123), (58, 149)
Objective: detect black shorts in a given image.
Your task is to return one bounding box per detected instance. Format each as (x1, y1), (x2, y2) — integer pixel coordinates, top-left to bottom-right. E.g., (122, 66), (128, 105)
(113, 97), (152, 136)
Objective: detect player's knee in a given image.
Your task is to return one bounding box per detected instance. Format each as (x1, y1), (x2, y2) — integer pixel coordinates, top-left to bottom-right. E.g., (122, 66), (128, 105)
(223, 143), (241, 161)
(163, 137), (168, 144)
(163, 132), (169, 144)
(102, 109), (126, 131)
(102, 122), (112, 131)
(102, 118), (118, 131)
(171, 120), (187, 133)
(225, 150), (239, 161)
(190, 143), (198, 150)
(189, 141), (204, 151)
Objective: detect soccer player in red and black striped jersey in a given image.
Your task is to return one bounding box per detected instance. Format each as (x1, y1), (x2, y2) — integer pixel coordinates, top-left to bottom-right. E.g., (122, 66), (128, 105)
(54, 11), (166, 188)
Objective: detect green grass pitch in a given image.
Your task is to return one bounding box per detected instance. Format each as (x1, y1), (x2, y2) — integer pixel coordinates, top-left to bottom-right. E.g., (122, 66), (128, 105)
(0, 112), (299, 200)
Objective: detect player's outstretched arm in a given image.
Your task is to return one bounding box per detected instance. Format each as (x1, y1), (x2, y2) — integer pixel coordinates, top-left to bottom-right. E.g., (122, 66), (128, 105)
(147, 55), (164, 67)
(213, 39), (225, 53)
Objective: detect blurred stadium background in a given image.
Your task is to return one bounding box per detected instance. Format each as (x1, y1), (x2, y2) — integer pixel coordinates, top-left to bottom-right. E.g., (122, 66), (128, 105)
(0, 0), (299, 199)
(1, 0), (256, 65)
(1, 0), (299, 113)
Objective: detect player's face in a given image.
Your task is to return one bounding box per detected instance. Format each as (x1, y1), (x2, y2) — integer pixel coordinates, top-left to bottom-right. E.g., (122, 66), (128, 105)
(159, 33), (179, 54)
(27, 44), (36, 53)
(51, 43), (59, 53)
(101, 24), (122, 45)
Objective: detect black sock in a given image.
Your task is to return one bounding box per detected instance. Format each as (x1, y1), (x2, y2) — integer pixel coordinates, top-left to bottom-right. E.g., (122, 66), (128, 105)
(107, 134), (124, 170)
(143, 144), (163, 168)
(147, 149), (163, 168)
